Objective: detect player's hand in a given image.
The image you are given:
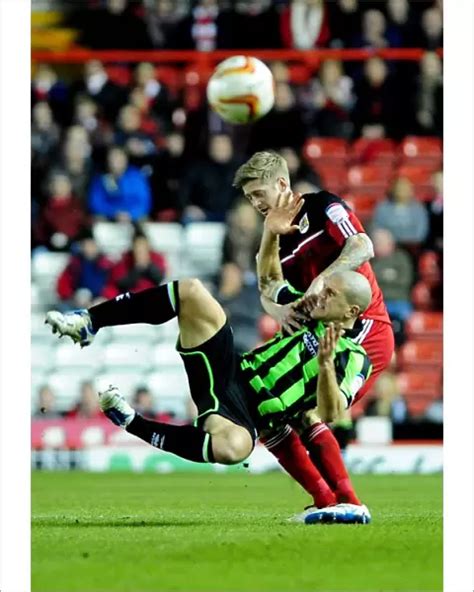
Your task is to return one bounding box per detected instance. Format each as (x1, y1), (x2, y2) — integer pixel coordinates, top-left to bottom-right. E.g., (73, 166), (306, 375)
(274, 302), (308, 335)
(264, 193), (305, 235)
(317, 322), (345, 365)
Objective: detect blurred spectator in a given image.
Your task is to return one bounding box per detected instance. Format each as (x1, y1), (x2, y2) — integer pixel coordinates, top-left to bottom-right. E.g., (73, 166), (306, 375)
(57, 231), (113, 308)
(180, 134), (238, 223)
(72, 95), (113, 150)
(134, 62), (173, 122)
(327, 0), (361, 48)
(143, 0), (190, 49)
(189, 0), (225, 51)
(372, 177), (429, 246)
(371, 228), (414, 322)
(132, 386), (173, 422)
(415, 51), (443, 137)
(386, 0), (417, 47)
(72, 60), (127, 123)
(31, 64), (69, 125)
(60, 129), (94, 204)
(114, 104), (159, 163)
(249, 82), (305, 151)
(365, 371), (409, 425)
(72, 0), (153, 49)
(353, 57), (403, 139)
(231, 0), (281, 49)
(307, 59), (354, 137)
(419, 7), (443, 50)
(270, 61), (290, 84)
(279, 147), (321, 189)
(424, 396), (443, 424)
(218, 200), (263, 352)
(280, 0), (330, 50)
(151, 132), (185, 220)
(354, 9), (402, 49)
(31, 102), (60, 169)
(67, 381), (102, 419)
(89, 146), (152, 222)
(102, 232), (167, 299)
(426, 170), (443, 251)
(33, 171), (86, 252)
(219, 200), (261, 299)
(33, 385), (61, 419)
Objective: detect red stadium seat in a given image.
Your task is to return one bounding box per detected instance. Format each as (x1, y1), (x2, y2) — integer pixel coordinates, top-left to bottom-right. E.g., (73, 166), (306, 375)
(351, 138), (397, 165)
(406, 397), (433, 417)
(288, 64), (312, 84)
(398, 339), (443, 371)
(104, 65), (132, 87)
(397, 164), (437, 186)
(347, 164), (394, 189)
(397, 370), (441, 398)
(303, 138), (348, 165)
(315, 163), (348, 194)
(405, 312), (443, 339)
(155, 66), (182, 95)
(399, 136), (442, 167)
(343, 192), (381, 222)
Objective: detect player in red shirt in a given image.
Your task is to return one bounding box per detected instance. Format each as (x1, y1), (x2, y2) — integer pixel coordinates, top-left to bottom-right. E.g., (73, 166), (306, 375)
(233, 151), (394, 522)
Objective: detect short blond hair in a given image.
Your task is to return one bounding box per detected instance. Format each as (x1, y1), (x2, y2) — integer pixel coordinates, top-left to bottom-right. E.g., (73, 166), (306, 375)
(232, 151), (290, 189)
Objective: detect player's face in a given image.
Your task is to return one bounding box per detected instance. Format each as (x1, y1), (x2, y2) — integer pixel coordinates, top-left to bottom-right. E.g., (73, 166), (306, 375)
(243, 177), (289, 216)
(309, 277), (354, 322)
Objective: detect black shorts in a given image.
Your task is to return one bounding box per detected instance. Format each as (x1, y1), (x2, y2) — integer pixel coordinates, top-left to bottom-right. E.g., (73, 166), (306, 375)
(176, 322), (257, 442)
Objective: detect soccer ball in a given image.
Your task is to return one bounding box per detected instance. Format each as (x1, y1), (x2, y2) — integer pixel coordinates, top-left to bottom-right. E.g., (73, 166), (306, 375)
(207, 56), (275, 125)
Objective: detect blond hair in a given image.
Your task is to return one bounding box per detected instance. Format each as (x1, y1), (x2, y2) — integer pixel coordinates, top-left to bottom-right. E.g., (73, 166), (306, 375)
(232, 151), (290, 189)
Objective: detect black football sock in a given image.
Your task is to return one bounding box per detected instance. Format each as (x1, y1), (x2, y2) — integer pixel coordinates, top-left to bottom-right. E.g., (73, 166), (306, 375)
(88, 282), (180, 331)
(126, 414), (215, 464)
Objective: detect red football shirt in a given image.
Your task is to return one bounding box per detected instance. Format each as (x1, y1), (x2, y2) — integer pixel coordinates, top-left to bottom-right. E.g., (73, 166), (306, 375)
(278, 191), (390, 324)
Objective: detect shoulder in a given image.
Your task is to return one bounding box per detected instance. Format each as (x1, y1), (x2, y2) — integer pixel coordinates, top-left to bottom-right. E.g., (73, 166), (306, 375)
(303, 191), (351, 218)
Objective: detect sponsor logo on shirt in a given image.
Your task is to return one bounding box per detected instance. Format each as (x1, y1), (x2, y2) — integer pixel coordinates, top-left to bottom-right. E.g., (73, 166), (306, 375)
(325, 203), (349, 224)
(303, 331), (319, 357)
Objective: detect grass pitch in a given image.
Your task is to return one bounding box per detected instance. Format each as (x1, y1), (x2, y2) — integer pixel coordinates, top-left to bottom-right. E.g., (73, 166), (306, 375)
(32, 471), (442, 592)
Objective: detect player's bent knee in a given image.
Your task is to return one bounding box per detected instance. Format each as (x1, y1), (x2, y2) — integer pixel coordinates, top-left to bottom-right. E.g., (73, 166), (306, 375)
(212, 428), (253, 465)
(179, 278), (204, 302)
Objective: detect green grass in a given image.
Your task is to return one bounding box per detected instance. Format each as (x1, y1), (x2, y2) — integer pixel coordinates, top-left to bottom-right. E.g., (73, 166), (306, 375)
(32, 471), (442, 592)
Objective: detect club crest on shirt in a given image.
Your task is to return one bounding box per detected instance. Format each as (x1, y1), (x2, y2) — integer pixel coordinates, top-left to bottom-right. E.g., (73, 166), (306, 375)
(299, 213), (309, 234)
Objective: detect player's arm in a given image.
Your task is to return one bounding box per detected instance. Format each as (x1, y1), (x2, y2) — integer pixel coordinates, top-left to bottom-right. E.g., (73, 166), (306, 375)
(306, 198), (374, 296)
(315, 323), (346, 423)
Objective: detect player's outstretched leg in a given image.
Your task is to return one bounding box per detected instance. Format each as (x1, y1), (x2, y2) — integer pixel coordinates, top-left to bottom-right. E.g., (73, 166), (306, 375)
(99, 385), (252, 465)
(46, 279), (227, 349)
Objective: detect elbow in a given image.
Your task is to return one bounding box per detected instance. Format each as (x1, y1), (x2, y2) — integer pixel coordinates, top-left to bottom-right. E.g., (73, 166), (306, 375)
(319, 407), (338, 424)
(359, 233), (374, 260)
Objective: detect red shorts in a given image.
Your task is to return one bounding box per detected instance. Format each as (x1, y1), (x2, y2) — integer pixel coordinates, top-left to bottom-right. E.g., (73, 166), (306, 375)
(353, 320), (395, 405)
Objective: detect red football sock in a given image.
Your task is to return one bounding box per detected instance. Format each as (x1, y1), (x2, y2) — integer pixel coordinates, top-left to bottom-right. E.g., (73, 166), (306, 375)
(302, 423), (361, 505)
(262, 426), (336, 508)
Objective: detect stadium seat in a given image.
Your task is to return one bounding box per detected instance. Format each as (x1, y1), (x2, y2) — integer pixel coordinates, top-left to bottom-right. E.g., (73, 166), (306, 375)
(32, 343), (55, 373)
(104, 64), (132, 87)
(350, 138), (397, 165)
(48, 370), (89, 412)
(398, 340), (443, 371)
(31, 282), (41, 312)
(156, 396), (188, 419)
(108, 324), (157, 346)
(303, 138), (348, 165)
(399, 136), (442, 166)
(397, 370), (441, 398)
(155, 66), (182, 96)
(405, 312), (443, 339)
(146, 368), (189, 399)
(405, 396), (433, 418)
(102, 343), (153, 372)
(94, 371), (144, 401)
(183, 223), (226, 278)
(314, 163), (348, 194)
(411, 282), (435, 311)
(32, 372), (48, 401)
(54, 342), (104, 372)
(31, 251), (69, 284)
(142, 222), (183, 254)
(151, 343), (182, 369)
(93, 222), (134, 258)
(154, 318), (180, 344)
(343, 192), (382, 221)
(347, 164), (394, 189)
(397, 164), (437, 186)
(287, 64), (312, 84)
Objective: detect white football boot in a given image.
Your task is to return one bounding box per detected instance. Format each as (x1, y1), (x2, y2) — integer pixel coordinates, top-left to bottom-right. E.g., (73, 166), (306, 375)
(45, 309), (96, 347)
(303, 503), (371, 525)
(99, 385), (136, 429)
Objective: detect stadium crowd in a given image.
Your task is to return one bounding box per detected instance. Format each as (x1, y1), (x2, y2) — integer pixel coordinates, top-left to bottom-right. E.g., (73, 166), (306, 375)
(31, 0), (443, 434)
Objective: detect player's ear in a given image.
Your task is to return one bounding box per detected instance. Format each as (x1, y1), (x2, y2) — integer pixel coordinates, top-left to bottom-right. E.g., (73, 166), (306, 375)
(348, 305), (360, 319)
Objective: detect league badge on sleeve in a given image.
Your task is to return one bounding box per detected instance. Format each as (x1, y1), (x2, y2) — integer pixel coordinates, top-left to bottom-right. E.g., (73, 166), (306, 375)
(299, 213), (309, 234)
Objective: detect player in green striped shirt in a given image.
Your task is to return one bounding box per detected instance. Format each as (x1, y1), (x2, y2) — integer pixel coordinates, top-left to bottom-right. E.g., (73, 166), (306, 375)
(46, 270), (372, 470)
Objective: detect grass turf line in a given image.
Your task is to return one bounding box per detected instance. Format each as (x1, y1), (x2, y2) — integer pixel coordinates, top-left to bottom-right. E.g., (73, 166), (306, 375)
(32, 471), (442, 592)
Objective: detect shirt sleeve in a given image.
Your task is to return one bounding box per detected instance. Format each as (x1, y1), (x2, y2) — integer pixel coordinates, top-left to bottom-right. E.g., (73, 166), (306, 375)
(336, 350), (372, 409)
(274, 282), (305, 305)
(324, 201), (366, 246)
